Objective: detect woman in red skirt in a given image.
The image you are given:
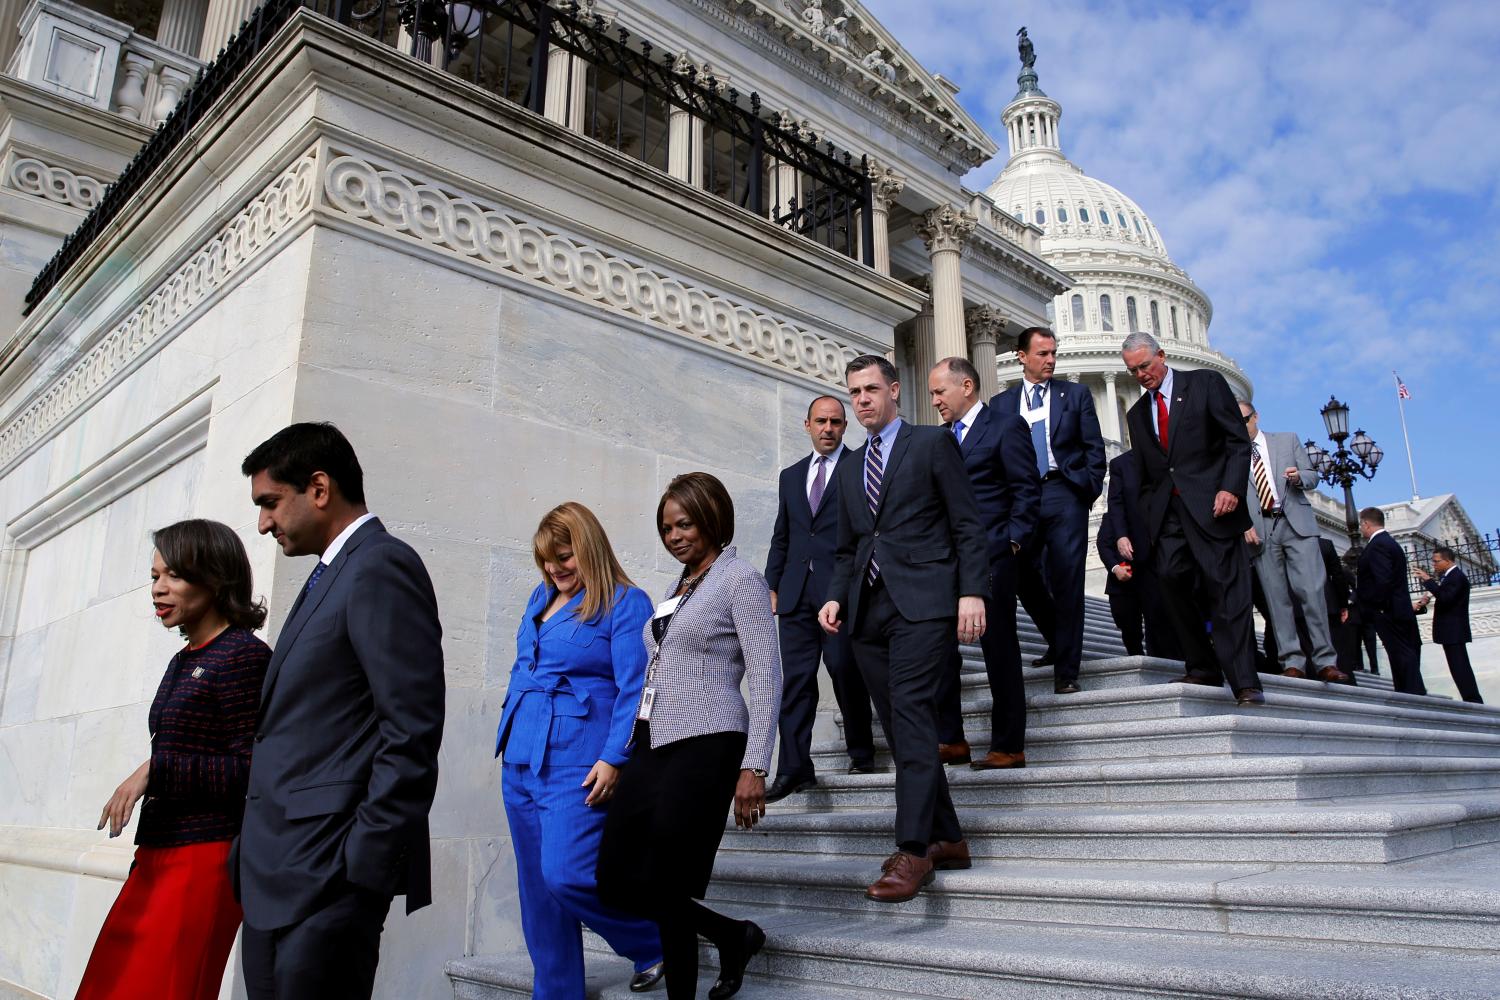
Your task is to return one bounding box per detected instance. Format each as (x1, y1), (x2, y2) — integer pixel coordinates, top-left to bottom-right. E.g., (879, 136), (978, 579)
(76, 519), (271, 1000)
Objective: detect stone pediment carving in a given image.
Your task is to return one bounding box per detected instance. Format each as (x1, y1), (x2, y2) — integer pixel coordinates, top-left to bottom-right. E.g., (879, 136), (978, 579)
(743, 0), (995, 167)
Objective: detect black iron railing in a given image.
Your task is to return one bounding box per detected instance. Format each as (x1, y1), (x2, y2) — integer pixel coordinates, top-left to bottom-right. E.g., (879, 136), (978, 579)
(1405, 531), (1500, 593)
(25, 0), (874, 314)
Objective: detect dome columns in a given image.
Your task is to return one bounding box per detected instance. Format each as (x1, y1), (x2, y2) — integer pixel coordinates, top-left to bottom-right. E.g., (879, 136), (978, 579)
(1100, 371), (1123, 449)
(918, 204), (977, 361)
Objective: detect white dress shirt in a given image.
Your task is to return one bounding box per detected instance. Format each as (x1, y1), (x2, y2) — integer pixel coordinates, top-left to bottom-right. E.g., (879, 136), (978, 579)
(1251, 430), (1282, 508)
(951, 400), (984, 445)
(320, 512), (378, 566)
(1018, 379), (1057, 470)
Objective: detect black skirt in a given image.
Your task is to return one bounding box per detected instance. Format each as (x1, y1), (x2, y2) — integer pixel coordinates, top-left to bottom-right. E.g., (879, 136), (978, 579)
(596, 722), (747, 912)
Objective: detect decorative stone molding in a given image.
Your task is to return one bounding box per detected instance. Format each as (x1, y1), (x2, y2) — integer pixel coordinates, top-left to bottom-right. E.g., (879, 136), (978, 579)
(0, 149), (317, 473)
(4, 155), (106, 210)
(866, 160), (906, 209)
(319, 152), (860, 385)
(917, 204), (976, 255)
(964, 304), (1007, 347)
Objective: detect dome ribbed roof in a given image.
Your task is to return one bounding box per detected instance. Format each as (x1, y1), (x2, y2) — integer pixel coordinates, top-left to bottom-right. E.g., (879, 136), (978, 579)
(986, 159), (1172, 262)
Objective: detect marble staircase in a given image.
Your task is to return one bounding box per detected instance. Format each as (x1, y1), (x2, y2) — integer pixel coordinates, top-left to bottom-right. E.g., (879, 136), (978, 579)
(448, 596), (1500, 999)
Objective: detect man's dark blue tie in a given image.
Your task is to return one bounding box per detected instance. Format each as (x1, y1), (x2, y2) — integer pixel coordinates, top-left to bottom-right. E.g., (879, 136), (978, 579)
(305, 561), (327, 594)
(1030, 384), (1050, 478)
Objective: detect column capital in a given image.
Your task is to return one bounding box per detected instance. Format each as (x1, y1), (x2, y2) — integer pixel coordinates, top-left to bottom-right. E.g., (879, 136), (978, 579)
(1101, 370), (1118, 385)
(918, 204), (977, 255)
(964, 304), (1007, 348)
(866, 160), (907, 210)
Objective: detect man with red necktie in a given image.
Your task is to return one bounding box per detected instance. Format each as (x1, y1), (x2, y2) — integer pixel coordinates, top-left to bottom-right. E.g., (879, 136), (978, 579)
(1120, 333), (1263, 706)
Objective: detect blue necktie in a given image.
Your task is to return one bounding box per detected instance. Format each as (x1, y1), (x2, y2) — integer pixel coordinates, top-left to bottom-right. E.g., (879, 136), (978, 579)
(305, 561), (326, 594)
(952, 419), (964, 444)
(1029, 384), (1050, 477)
(864, 434), (884, 583)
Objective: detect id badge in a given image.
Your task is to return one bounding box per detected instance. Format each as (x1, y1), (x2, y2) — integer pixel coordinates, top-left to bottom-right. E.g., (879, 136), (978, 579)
(653, 596), (682, 619)
(637, 686), (656, 721)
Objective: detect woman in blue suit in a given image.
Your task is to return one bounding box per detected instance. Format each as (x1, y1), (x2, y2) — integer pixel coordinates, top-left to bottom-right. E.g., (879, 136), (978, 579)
(496, 501), (665, 997)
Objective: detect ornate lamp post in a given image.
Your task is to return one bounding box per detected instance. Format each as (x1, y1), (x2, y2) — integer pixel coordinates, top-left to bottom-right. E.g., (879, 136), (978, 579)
(1303, 395), (1384, 552)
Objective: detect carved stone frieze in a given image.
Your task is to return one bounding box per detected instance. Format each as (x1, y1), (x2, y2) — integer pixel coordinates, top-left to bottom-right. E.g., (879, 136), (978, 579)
(918, 204), (976, 256)
(4, 156), (106, 211)
(319, 152), (861, 384)
(0, 149), (318, 472)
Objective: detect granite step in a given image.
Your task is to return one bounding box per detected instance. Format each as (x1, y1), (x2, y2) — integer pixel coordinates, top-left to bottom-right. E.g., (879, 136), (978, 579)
(717, 795), (1500, 865)
(787, 755), (1500, 808)
(702, 851), (1500, 950)
(589, 901), (1500, 1000)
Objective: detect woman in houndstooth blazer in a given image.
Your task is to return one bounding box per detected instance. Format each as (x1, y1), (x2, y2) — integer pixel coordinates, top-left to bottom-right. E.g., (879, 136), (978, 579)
(598, 472), (782, 1000)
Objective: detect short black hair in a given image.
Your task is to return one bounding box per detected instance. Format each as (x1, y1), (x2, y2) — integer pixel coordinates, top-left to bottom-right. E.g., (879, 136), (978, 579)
(241, 422), (366, 504)
(1359, 506), (1385, 527)
(154, 519), (267, 631)
(845, 354), (899, 385)
(937, 356), (981, 386)
(1017, 326), (1057, 353)
(1433, 545), (1456, 562)
(657, 472), (735, 550)
(807, 395), (846, 419)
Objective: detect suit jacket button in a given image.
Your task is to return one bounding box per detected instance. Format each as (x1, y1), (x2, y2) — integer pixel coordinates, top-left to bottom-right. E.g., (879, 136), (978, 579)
(254, 733), (264, 742)
(874, 530), (880, 537)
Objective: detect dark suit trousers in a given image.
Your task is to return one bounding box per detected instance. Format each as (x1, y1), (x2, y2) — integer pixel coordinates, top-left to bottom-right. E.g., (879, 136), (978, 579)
(1107, 584), (1145, 657)
(776, 593), (875, 778)
(1135, 563), (1182, 661)
(1373, 615), (1425, 695)
(1016, 479), (1090, 683)
(1155, 498), (1258, 692)
(853, 582), (962, 851)
(1443, 643), (1483, 703)
(937, 555), (1024, 753)
(242, 881), (391, 1000)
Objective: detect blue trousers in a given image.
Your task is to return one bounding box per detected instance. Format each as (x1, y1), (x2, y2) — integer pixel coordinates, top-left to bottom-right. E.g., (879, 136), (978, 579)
(503, 761), (662, 999)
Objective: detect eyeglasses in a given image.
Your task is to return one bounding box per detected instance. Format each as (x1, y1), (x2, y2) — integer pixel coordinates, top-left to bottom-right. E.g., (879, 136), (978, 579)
(1242, 412), (1255, 423)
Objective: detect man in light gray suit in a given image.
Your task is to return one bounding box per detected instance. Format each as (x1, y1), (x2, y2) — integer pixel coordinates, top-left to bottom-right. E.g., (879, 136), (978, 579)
(1238, 400), (1349, 682)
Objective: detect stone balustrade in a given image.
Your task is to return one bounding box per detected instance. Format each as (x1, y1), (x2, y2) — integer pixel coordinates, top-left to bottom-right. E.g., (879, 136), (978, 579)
(7, 0), (202, 125)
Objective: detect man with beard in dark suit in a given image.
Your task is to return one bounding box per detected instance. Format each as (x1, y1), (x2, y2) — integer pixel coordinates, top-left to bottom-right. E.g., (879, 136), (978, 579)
(1119, 332), (1263, 706)
(928, 356), (1040, 771)
(765, 395), (877, 801)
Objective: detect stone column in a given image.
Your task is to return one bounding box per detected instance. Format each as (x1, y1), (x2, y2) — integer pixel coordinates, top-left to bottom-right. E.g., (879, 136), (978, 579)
(1102, 371), (1122, 446)
(766, 111), (801, 224)
(113, 52), (153, 121)
(866, 160), (906, 277)
(544, 48), (587, 128)
(152, 65), (194, 123)
(156, 0), (206, 57)
(917, 204), (976, 361)
(667, 54), (705, 186)
(903, 277), (939, 426)
(964, 304), (1006, 400)
(198, 0), (256, 59)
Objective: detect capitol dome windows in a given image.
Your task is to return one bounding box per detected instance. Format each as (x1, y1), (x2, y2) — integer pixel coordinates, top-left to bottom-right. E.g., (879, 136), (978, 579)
(1150, 300), (1161, 336)
(1170, 305), (1180, 339)
(1126, 296), (1139, 331)
(1035, 208), (1046, 225)
(1056, 205), (1069, 222)
(1100, 294), (1115, 331)
(1071, 294), (1085, 329)
(1078, 206), (1091, 223)
(1100, 209), (1111, 226)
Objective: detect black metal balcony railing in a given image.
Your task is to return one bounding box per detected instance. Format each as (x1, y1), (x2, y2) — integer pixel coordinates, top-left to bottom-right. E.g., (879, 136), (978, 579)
(24, 0), (875, 314)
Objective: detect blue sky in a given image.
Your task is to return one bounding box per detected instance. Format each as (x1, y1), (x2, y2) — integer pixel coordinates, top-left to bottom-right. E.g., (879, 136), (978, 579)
(864, 0), (1500, 539)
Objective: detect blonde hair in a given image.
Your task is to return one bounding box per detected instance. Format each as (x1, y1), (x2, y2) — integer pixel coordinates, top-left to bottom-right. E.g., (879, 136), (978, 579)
(532, 502), (635, 623)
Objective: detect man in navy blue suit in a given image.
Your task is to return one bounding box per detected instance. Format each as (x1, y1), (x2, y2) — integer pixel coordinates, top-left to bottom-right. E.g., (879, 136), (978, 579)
(1416, 545), (1482, 702)
(765, 395), (876, 801)
(928, 357), (1040, 769)
(992, 328), (1106, 693)
(1356, 507), (1426, 695)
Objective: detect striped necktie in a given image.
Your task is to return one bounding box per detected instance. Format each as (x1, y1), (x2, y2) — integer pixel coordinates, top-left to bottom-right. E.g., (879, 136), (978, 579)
(1251, 449), (1277, 513)
(865, 433), (884, 583)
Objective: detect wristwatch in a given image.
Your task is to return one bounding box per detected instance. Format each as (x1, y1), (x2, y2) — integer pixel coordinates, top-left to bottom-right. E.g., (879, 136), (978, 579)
(749, 768), (768, 778)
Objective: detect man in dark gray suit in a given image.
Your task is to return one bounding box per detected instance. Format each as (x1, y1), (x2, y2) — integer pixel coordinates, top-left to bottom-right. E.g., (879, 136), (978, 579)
(1238, 400), (1349, 682)
(765, 395), (876, 801)
(820, 355), (989, 903)
(1416, 546), (1483, 703)
(236, 423), (445, 999)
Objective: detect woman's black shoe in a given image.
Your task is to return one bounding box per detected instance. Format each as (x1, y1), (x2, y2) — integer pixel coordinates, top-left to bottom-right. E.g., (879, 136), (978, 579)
(629, 960), (665, 992)
(708, 921), (765, 999)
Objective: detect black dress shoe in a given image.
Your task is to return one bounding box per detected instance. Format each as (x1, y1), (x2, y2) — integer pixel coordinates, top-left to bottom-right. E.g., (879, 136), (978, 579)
(847, 762), (879, 775)
(1236, 688), (1266, 706)
(629, 961), (665, 992)
(1171, 674), (1221, 687)
(764, 774), (817, 803)
(1031, 650), (1057, 667)
(708, 921), (766, 999)
(1053, 682), (1081, 695)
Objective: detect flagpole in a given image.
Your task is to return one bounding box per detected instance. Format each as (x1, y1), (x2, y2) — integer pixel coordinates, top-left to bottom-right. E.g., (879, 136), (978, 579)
(1393, 371), (1419, 500)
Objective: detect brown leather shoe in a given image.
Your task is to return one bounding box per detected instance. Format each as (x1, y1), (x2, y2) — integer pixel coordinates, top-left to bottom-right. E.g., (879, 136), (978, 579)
(971, 750), (1026, 770)
(927, 839), (972, 870)
(1281, 667), (1307, 679)
(1172, 674), (1221, 687)
(938, 741), (972, 766)
(1316, 665), (1351, 683)
(1235, 688), (1266, 706)
(866, 851), (935, 902)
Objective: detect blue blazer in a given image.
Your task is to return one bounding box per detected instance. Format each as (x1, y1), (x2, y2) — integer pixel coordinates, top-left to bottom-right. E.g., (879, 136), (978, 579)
(495, 583), (653, 770)
(949, 403), (1040, 563)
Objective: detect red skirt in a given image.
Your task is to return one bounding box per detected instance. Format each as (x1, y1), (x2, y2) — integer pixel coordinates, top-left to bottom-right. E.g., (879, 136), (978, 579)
(75, 840), (242, 1000)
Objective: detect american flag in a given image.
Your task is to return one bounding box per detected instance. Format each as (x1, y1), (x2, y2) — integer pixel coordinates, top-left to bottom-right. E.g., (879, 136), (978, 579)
(1394, 373), (1412, 400)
